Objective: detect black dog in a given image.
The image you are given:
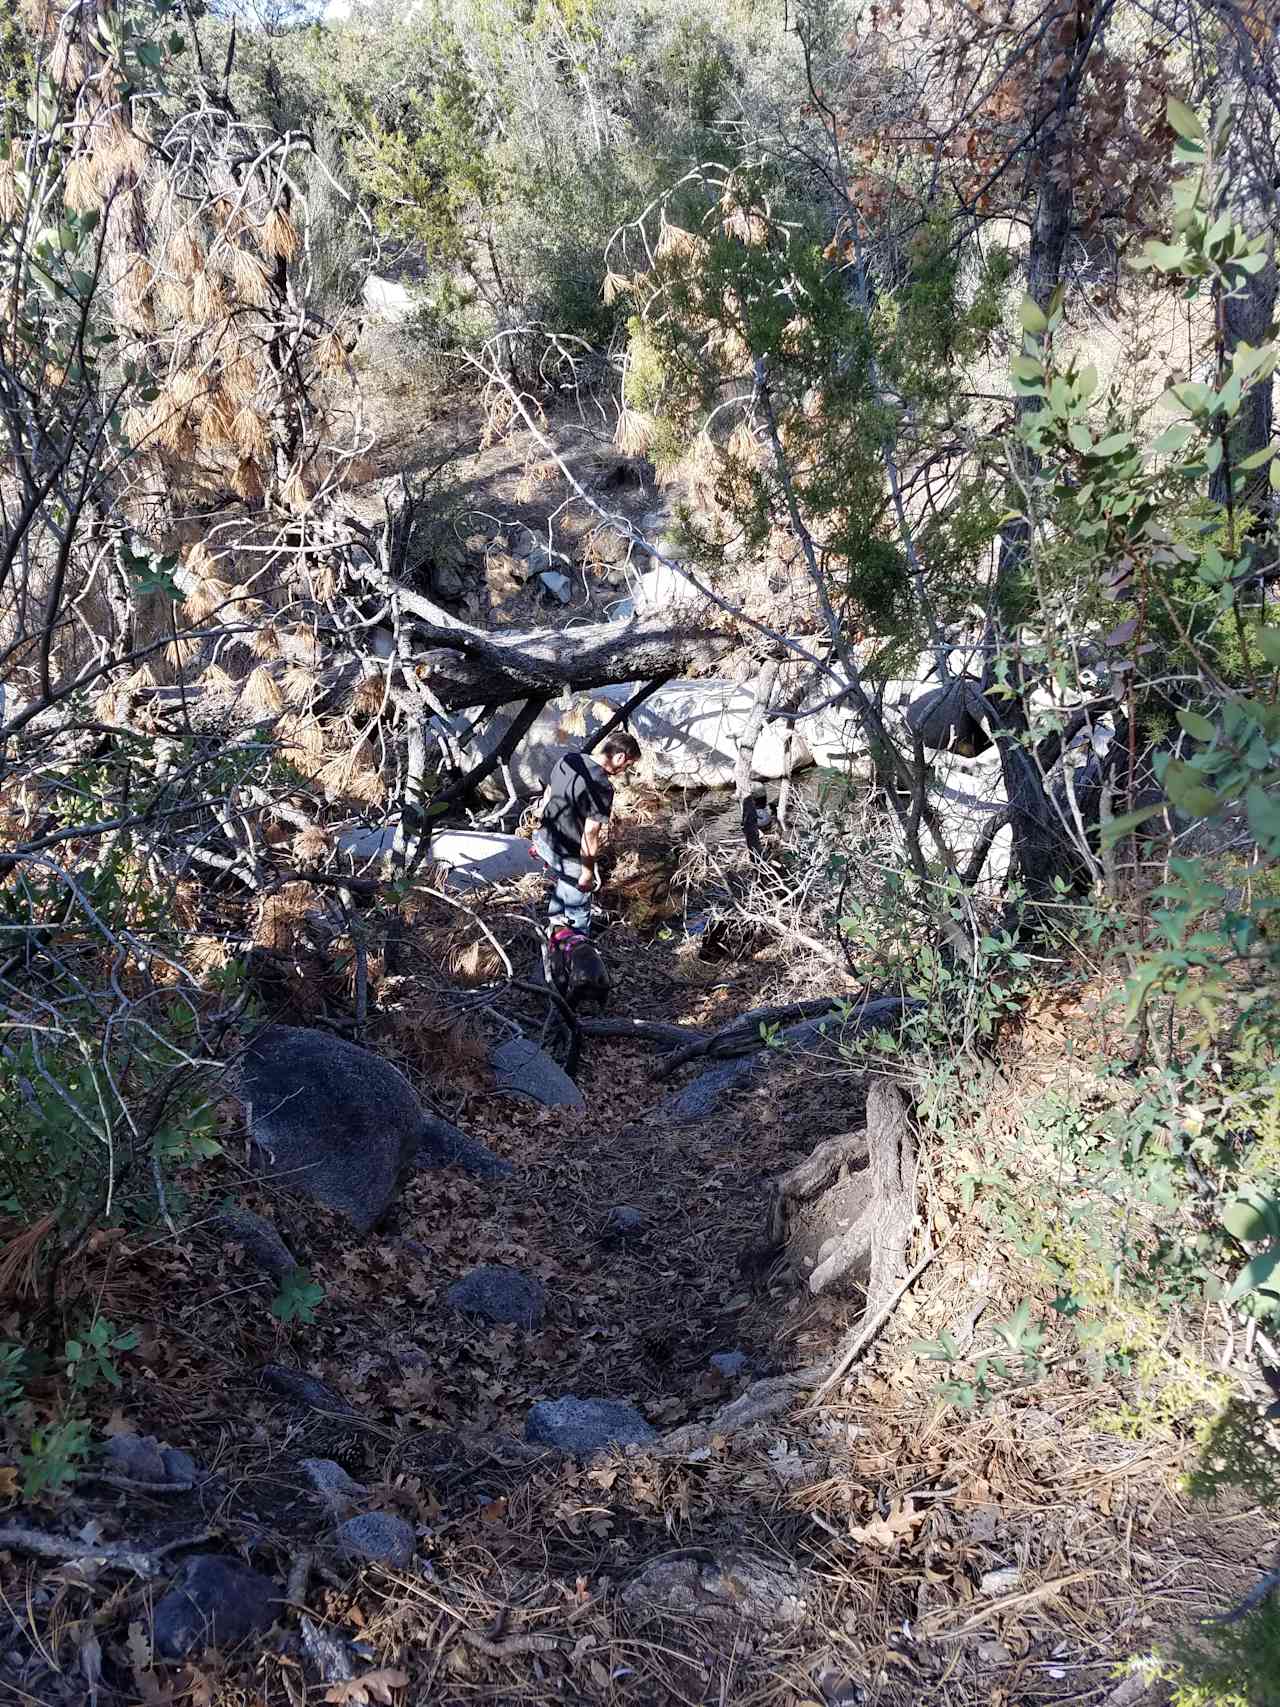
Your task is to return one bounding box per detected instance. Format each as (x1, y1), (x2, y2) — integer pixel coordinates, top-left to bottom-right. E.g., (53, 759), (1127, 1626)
(546, 927), (610, 1013)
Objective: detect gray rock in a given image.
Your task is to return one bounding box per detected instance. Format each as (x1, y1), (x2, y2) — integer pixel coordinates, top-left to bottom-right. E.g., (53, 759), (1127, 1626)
(604, 1205), (645, 1237)
(217, 1206), (298, 1283)
(336, 827), (542, 892)
(524, 539), (573, 577)
(262, 1364), (358, 1415)
(230, 1026), (433, 1232)
(428, 547), (468, 602)
(537, 569), (572, 604)
(300, 1458), (368, 1514)
(491, 1037), (584, 1109)
(152, 1555), (279, 1659)
(299, 1615), (356, 1684)
(161, 1447), (198, 1485)
(335, 1512), (416, 1570)
(448, 1265), (546, 1329)
(416, 1113), (513, 1179)
(526, 1397), (655, 1457)
(105, 1433), (167, 1483)
(621, 1547), (808, 1628)
(710, 1350), (748, 1380)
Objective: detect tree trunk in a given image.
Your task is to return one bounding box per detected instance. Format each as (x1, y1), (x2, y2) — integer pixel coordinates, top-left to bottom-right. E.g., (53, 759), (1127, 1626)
(1209, 59), (1278, 517)
(985, 9), (1111, 899)
(735, 660), (779, 853)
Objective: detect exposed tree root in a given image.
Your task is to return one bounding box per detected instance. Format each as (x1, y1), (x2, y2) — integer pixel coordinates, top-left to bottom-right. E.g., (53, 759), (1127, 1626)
(767, 1130), (867, 1246)
(769, 1079), (916, 1299)
(660, 1363), (829, 1454)
(0, 1526), (215, 1576)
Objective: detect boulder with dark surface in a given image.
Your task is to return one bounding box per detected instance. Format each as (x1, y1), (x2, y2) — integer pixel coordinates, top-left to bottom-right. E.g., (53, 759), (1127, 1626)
(230, 1027), (423, 1232)
(415, 1110), (513, 1178)
(229, 1027), (508, 1231)
(448, 1265), (546, 1328)
(335, 1512), (416, 1569)
(525, 1397), (655, 1456)
(903, 676), (992, 758)
(152, 1555), (279, 1659)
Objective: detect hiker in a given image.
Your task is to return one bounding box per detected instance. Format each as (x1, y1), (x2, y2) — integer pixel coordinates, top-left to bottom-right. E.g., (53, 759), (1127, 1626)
(531, 733), (641, 937)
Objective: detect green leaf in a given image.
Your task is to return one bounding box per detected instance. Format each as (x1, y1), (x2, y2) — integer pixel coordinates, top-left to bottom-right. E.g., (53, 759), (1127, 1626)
(1177, 708), (1215, 741)
(1254, 626), (1280, 666)
(1100, 803), (1163, 848)
(1166, 97), (1205, 141)
(1068, 422), (1093, 454)
(1092, 432), (1133, 458)
(1153, 423), (1195, 454)
(1239, 442), (1278, 470)
(1223, 1198), (1272, 1241)
(1019, 296), (1047, 335)
(1226, 1245), (1280, 1304)
(1163, 759), (1220, 817)
(1143, 240), (1188, 272)
(1270, 457), (1280, 492)
(1012, 355), (1043, 383)
(1173, 382), (1211, 413)
(1246, 783), (1280, 850)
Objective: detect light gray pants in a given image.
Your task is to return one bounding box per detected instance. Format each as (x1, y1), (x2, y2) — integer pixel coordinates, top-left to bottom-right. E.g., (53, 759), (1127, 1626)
(532, 832), (592, 933)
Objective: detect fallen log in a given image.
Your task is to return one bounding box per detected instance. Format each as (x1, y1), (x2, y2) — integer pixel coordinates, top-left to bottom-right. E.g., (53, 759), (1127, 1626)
(654, 996), (866, 1078)
(662, 998), (918, 1123)
(349, 552), (734, 709)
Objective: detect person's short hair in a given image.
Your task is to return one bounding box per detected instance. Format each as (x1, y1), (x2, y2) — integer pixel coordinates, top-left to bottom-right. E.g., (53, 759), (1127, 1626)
(601, 731), (641, 765)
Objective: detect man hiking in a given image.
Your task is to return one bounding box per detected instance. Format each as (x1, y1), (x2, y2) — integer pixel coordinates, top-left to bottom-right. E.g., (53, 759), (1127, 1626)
(531, 733), (641, 936)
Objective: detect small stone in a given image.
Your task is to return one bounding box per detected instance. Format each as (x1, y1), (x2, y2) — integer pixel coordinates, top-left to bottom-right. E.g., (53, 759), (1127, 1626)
(448, 1266), (546, 1329)
(300, 1459), (368, 1514)
(709, 1350), (747, 1380)
(526, 1397), (655, 1457)
(537, 569), (572, 604)
(262, 1365), (357, 1415)
(525, 540), (572, 577)
(967, 1504), (1001, 1543)
(152, 1555), (279, 1660)
(979, 1565), (1022, 1595)
(160, 1447), (198, 1485)
(335, 1512), (415, 1570)
(976, 1639), (1013, 1665)
(604, 1205), (645, 1237)
(105, 1434), (167, 1483)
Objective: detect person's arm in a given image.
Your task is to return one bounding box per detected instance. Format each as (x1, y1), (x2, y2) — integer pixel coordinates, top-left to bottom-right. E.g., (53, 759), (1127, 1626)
(579, 817), (606, 889)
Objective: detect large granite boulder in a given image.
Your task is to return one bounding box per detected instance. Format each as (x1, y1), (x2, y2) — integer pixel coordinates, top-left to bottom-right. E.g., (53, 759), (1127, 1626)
(230, 1027), (425, 1232)
(153, 1555), (279, 1659)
